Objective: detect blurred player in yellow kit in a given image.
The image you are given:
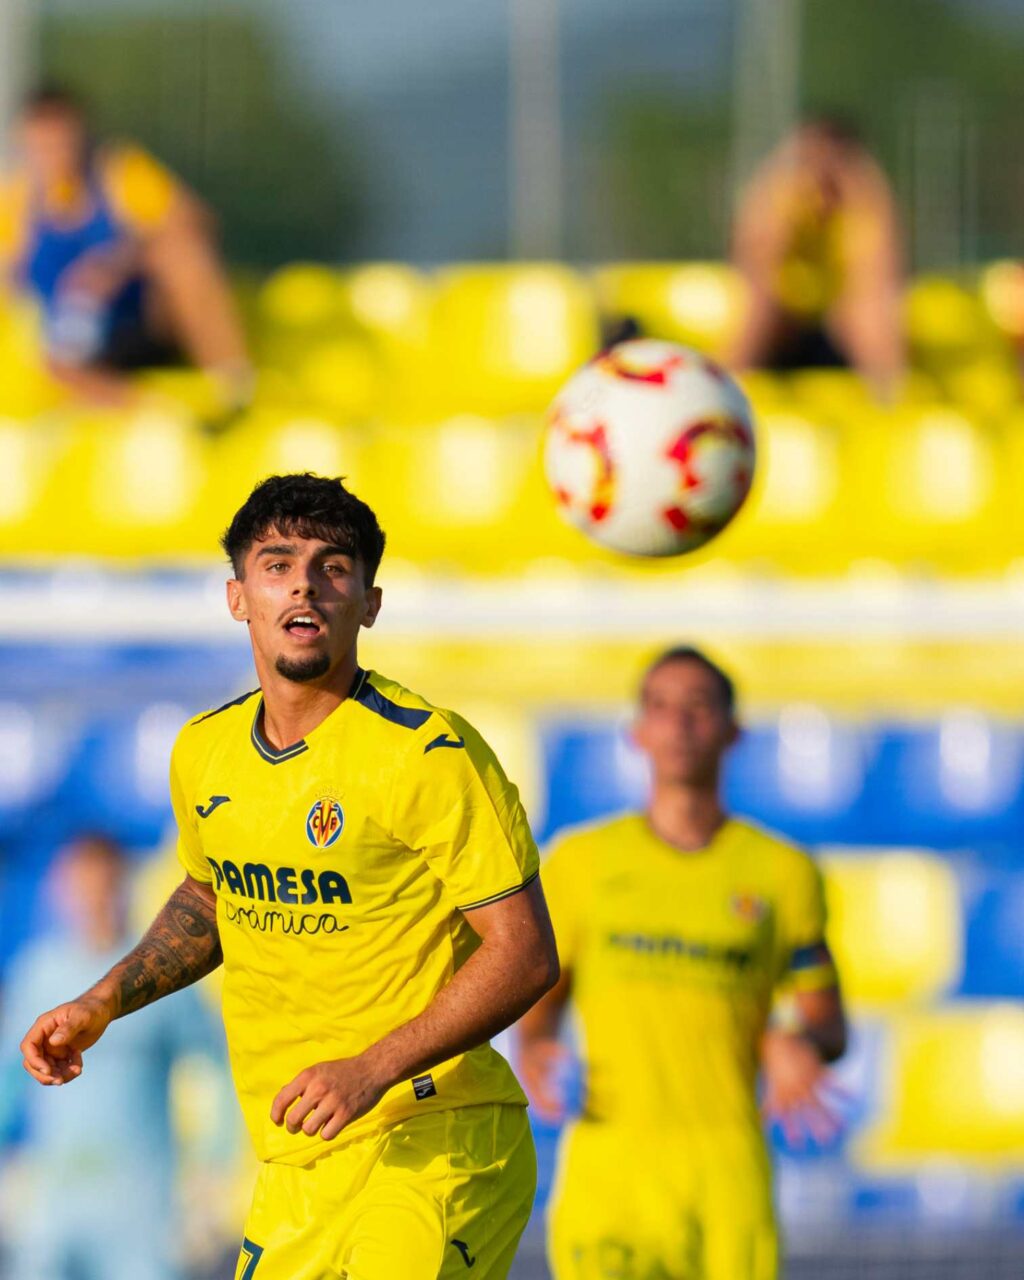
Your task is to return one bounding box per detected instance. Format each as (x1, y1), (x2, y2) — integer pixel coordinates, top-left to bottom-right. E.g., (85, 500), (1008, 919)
(20, 473), (559, 1280)
(518, 647), (848, 1280)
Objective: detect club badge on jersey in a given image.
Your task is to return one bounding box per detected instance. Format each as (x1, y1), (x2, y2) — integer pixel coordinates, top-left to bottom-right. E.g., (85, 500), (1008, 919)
(306, 797), (344, 848)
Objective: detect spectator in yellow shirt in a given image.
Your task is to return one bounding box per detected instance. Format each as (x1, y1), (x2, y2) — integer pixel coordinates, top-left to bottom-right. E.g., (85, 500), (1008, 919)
(728, 115), (905, 399)
(0, 86), (251, 407)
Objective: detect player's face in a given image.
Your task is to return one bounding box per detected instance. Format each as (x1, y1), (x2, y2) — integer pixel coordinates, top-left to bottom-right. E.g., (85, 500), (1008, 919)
(632, 660), (738, 788)
(226, 532), (382, 685)
(19, 112), (87, 189)
(53, 841), (125, 936)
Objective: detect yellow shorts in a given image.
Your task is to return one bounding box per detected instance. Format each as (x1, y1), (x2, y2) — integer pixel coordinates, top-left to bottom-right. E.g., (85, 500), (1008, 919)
(234, 1104), (536, 1280)
(548, 1121), (778, 1280)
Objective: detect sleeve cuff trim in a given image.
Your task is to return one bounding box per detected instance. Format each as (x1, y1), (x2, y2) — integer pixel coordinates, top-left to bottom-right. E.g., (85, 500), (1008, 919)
(458, 869), (539, 912)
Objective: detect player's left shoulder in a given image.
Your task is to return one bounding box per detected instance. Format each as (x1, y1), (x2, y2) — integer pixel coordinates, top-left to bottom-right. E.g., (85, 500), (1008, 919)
(728, 815), (819, 875)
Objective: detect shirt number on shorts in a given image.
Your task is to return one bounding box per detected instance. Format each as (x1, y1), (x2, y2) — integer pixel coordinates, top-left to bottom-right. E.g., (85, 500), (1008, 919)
(239, 1238), (264, 1279)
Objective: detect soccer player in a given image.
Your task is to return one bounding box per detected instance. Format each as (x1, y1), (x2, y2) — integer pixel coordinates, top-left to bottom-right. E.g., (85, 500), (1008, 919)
(517, 646), (847, 1280)
(20, 473), (559, 1280)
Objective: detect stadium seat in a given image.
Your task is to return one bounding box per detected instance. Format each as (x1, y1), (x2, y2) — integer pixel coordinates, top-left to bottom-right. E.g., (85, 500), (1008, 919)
(858, 1005), (1024, 1167)
(425, 265), (600, 415)
(0, 290), (67, 418)
(714, 408), (851, 573)
(959, 864), (1024, 999)
(296, 337), (382, 421)
(847, 407), (1006, 572)
(592, 262), (747, 358)
(905, 276), (995, 365)
(723, 710), (875, 844)
(339, 264), (435, 418)
(212, 409), (371, 534)
(862, 716), (1024, 849)
(0, 416), (71, 555)
(0, 699), (80, 842)
(255, 263), (348, 377)
(979, 260), (1024, 343)
(257, 262), (343, 331)
(365, 416), (579, 571)
(821, 851), (962, 1006)
(537, 719), (646, 844)
(787, 369), (876, 424)
(63, 704), (188, 847)
(49, 408), (218, 557)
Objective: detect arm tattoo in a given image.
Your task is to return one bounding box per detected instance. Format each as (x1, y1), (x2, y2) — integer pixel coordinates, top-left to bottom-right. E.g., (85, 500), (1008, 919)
(108, 881), (222, 1017)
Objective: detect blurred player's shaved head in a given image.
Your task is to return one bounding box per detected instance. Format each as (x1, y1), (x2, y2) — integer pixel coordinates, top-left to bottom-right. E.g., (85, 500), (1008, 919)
(640, 645), (737, 716)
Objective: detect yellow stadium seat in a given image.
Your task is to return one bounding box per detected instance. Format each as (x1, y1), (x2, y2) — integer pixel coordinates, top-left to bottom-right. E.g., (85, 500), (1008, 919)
(711, 408), (851, 573)
(339, 264), (435, 420)
(0, 416), (72, 554)
(297, 337), (382, 421)
(364, 416), (553, 571)
(858, 1006), (1024, 1169)
(905, 276), (995, 363)
(821, 851), (961, 1007)
(979, 260), (1024, 343)
(211, 410), (371, 537)
(37, 407), (217, 557)
(256, 264), (349, 377)
(847, 406), (1006, 572)
(788, 369), (876, 424)
(943, 354), (1020, 418)
(592, 262), (747, 358)
(425, 265), (600, 415)
(341, 263), (433, 346)
(0, 291), (68, 417)
(258, 263), (343, 330)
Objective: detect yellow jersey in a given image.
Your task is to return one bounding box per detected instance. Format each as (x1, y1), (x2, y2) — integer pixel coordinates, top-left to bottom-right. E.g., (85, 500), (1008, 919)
(170, 667), (539, 1165)
(542, 813), (836, 1134)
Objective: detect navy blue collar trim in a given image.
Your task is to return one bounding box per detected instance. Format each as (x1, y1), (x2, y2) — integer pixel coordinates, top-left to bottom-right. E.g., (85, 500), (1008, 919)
(250, 667), (369, 764)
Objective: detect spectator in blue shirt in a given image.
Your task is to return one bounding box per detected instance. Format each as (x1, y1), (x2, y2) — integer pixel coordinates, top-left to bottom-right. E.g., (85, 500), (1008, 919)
(0, 833), (230, 1280)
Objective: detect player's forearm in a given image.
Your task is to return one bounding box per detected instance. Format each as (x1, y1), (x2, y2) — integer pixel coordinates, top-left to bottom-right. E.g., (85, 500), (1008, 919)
(361, 928), (559, 1091)
(517, 966), (572, 1046)
(81, 877), (223, 1020)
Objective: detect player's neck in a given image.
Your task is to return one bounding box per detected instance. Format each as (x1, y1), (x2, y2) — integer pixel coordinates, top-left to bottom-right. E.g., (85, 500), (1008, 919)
(258, 652), (361, 750)
(645, 785), (727, 853)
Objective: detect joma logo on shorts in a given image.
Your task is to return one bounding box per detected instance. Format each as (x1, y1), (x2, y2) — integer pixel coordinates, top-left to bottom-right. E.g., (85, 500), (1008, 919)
(207, 858), (352, 906)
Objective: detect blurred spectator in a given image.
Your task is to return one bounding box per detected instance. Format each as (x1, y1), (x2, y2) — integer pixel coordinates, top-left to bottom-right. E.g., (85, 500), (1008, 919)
(0, 86), (252, 409)
(0, 834), (228, 1280)
(728, 114), (904, 398)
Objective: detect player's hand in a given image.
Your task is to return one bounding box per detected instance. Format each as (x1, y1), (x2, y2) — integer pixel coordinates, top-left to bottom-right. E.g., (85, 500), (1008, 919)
(516, 1038), (571, 1124)
(760, 1028), (845, 1148)
(271, 1056), (389, 1142)
(20, 995), (115, 1086)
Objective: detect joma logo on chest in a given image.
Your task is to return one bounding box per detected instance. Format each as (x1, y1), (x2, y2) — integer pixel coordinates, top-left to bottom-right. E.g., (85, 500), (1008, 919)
(207, 857), (352, 906)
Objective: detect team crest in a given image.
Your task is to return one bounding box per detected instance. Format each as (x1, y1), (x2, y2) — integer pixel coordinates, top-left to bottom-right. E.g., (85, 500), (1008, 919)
(731, 893), (768, 924)
(306, 797), (344, 848)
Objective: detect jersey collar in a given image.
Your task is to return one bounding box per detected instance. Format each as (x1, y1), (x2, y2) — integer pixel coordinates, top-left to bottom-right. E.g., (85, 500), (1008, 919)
(250, 667), (368, 764)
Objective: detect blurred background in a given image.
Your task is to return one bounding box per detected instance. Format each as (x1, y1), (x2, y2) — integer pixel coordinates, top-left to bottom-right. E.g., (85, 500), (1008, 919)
(1, 0), (1024, 1276)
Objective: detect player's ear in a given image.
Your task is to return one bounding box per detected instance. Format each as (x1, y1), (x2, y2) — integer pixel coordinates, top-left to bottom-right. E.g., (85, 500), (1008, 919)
(361, 585), (383, 630)
(226, 577), (249, 624)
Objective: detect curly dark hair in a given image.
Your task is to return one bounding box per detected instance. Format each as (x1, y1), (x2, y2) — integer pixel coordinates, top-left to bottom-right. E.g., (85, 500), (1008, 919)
(221, 473), (386, 583)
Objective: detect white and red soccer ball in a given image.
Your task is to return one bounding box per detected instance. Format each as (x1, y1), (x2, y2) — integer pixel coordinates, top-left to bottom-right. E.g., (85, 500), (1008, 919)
(543, 339), (756, 557)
